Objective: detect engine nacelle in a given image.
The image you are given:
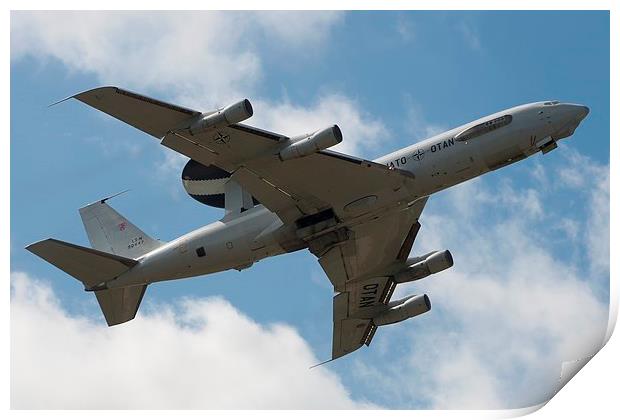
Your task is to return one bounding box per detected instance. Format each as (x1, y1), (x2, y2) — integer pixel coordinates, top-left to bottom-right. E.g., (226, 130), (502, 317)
(278, 125), (342, 161)
(188, 99), (253, 135)
(372, 294), (431, 326)
(394, 250), (453, 284)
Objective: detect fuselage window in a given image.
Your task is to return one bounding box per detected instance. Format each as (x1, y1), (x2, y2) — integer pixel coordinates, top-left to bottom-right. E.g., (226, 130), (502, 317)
(454, 114), (513, 142)
(196, 246), (206, 257)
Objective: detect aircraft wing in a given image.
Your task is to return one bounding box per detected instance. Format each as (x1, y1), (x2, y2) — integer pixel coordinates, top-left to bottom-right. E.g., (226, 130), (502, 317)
(70, 87), (418, 224)
(65, 86), (201, 138)
(313, 198), (428, 360)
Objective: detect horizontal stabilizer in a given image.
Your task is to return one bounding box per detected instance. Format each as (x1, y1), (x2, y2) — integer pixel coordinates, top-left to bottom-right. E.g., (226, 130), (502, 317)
(26, 238), (137, 288)
(95, 285), (148, 326)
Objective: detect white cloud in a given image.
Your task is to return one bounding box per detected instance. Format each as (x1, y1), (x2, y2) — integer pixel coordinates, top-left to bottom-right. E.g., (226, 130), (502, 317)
(11, 11), (383, 177)
(252, 95), (388, 156)
(457, 21), (482, 52)
(554, 217), (580, 242)
(547, 147), (610, 276)
(396, 14), (415, 43)
(252, 11), (343, 48)
(530, 161), (548, 188)
(158, 148), (189, 179)
(84, 134), (143, 159)
(405, 243), (607, 408)
(403, 99), (447, 141)
(10, 271), (374, 409)
(358, 151), (609, 409)
(585, 168), (610, 276)
(12, 12), (254, 105)
(556, 146), (606, 188)
(496, 179), (544, 219)
(11, 11), (342, 106)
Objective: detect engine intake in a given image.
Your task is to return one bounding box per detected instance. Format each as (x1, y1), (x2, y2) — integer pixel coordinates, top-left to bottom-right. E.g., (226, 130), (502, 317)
(372, 294), (431, 326)
(394, 250), (453, 284)
(188, 99), (253, 135)
(279, 125), (342, 161)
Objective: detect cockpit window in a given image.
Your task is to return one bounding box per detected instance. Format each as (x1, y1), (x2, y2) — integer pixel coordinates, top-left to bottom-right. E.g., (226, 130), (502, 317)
(454, 114), (513, 142)
(543, 100), (560, 105)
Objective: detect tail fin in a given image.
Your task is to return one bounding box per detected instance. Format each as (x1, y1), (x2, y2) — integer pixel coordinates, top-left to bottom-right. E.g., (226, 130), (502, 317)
(26, 238), (147, 326)
(79, 192), (163, 259)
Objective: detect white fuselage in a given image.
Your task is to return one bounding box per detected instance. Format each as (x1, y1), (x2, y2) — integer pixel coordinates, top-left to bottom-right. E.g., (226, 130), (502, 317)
(107, 101), (588, 289)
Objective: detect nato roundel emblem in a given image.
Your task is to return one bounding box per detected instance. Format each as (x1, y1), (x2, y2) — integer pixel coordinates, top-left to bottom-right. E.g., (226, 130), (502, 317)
(412, 149), (425, 161)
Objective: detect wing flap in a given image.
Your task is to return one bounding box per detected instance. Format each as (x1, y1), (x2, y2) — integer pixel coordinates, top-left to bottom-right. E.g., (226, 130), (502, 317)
(318, 246), (349, 292)
(230, 167), (304, 223)
(161, 130), (219, 166)
(321, 199), (428, 360)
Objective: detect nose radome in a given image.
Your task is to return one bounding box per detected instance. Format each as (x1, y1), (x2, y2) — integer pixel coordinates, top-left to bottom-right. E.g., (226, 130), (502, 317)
(567, 103), (589, 120)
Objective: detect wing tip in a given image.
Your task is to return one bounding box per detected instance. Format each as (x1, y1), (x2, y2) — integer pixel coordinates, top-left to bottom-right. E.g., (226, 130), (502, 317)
(24, 238), (54, 252)
(309, 358), (336, 369)
(47, 95), (73, 108)
(48, 86), (120, 108)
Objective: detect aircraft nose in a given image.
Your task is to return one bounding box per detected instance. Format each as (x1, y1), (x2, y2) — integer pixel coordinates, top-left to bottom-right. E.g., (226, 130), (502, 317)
(549, 103), (589, 141)
(577, 105), (590, 120)
(568, 104), (589, 121)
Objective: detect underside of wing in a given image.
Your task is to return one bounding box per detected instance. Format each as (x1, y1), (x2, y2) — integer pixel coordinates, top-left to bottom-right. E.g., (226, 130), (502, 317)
(333, 289), (383, 359)
(313, 198), (427, 292)
(67, 86), (200, 139)
(316, 198), (429, 360)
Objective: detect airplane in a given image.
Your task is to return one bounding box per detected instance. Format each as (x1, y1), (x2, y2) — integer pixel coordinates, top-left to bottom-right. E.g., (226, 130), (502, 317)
(26, 87), (589, 361)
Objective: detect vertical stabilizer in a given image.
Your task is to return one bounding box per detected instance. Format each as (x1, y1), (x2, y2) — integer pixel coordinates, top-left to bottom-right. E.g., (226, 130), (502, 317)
(79, 193), (163, 259)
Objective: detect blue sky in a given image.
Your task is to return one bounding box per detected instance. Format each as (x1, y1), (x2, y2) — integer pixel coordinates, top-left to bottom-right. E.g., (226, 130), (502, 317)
(10, 11), (610, 409)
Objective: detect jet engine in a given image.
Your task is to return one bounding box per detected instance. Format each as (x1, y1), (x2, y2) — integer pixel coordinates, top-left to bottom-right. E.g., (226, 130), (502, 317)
(372, 294), (431, 326)
(394, 250), (453, 284)
(188, 99), (253, 135)
(278, 125), (343, 161)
